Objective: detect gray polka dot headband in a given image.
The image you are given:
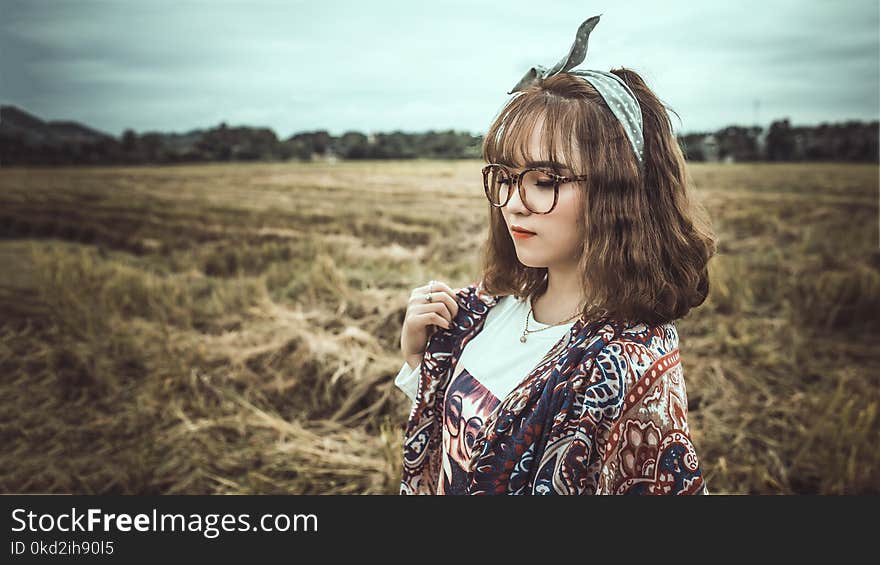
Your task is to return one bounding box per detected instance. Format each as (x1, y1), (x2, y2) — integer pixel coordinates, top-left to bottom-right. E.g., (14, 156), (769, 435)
(507, 14), (645, 170)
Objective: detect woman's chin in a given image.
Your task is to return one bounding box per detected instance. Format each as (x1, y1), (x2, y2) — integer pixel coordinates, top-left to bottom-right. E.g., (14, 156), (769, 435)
(514, 254), (548, 269)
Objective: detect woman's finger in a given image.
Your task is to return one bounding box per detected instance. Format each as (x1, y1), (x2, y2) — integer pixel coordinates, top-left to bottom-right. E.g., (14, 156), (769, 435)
(410, 280), (459, 318)
(407, 300), (454, 322)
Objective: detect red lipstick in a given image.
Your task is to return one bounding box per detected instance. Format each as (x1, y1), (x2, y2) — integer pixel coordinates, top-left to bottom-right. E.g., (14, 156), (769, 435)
(511, 225), (537, 239)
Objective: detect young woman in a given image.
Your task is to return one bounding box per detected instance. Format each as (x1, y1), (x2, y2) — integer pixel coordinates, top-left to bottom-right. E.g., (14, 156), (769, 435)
(395, 15), (717, 495)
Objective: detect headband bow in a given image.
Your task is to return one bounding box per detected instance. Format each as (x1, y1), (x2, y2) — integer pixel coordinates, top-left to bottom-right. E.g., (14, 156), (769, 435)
(507, 14), (645, 169)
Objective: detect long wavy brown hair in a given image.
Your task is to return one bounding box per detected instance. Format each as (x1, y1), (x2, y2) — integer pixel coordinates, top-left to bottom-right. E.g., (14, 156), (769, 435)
(478, 68), (718, 327)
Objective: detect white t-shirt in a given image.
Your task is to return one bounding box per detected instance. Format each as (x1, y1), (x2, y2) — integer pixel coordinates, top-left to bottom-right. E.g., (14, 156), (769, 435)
(394, 294), (576, 494)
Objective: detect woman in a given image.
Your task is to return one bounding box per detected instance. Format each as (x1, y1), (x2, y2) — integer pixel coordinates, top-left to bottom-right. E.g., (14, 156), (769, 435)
(395, 15), (717, 495)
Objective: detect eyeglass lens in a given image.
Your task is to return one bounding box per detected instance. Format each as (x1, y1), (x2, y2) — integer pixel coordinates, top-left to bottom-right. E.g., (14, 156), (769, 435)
(485, 165), (557, 213)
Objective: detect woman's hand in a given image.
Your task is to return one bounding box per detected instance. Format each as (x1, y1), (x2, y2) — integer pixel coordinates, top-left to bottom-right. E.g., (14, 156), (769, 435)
(400, 280), (460, 369)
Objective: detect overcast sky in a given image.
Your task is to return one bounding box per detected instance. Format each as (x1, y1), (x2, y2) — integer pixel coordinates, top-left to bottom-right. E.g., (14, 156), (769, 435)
(2, 0), (878, 138)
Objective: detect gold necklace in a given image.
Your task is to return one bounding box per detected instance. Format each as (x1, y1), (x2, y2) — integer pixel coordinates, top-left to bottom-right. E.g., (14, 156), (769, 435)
(520, 296), (580, 343)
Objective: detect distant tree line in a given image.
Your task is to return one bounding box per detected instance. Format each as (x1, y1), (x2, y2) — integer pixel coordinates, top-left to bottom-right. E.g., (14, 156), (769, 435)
(680, 119), (878, 163)
(1, 105), (876, 166)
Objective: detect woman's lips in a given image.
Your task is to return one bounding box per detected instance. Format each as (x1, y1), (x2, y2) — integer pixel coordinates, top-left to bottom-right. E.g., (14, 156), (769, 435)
(511, 229), (536, 239)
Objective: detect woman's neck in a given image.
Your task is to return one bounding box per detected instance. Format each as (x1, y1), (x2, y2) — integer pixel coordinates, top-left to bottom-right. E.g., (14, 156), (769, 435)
(530, 266), (584, 325)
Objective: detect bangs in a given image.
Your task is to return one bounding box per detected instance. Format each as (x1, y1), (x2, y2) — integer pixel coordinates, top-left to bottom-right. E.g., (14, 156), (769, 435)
(482, 94), (587, 176)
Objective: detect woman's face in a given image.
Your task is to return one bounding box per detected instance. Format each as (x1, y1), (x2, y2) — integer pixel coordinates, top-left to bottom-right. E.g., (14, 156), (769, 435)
(500, 117), (583, 270)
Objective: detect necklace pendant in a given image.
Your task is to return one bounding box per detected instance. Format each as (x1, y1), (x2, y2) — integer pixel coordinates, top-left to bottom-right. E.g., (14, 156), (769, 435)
(520, 334), (527, 343)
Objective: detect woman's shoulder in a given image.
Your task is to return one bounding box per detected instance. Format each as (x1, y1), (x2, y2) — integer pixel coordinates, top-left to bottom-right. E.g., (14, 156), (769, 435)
(613, 319), (679, 350)
(589, 320), (682, 391)
(601, 319), (680, 362)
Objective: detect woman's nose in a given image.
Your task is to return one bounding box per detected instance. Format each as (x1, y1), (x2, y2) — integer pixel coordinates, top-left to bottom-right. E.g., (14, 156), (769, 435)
(503, 182), (529, 213)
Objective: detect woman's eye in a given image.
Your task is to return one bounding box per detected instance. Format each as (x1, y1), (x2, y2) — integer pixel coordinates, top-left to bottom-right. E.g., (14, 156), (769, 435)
(536, 180), (555, 188)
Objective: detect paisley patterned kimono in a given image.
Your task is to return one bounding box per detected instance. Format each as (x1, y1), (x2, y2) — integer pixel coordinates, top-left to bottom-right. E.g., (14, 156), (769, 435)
(399, 281), (708, 495)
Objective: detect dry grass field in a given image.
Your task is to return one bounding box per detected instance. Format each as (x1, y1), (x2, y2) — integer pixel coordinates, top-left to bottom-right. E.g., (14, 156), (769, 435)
(0, 159), (877, 494)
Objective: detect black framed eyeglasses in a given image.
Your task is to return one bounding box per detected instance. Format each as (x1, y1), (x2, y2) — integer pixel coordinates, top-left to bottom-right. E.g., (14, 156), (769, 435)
(481, 163), (590, 214)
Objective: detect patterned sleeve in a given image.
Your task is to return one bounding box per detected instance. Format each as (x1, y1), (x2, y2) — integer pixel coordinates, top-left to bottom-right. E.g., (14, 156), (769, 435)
(593, 337), (708, 495)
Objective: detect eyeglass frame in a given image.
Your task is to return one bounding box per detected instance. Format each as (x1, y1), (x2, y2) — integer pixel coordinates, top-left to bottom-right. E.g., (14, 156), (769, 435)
(481, 163), (591, 214)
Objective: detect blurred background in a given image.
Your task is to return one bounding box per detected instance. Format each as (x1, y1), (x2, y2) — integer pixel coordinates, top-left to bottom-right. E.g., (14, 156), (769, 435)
(0, 0), (877, 494)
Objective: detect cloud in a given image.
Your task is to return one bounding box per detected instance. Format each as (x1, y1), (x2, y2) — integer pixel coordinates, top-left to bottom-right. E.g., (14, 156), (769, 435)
(2, 0), (877, 137)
